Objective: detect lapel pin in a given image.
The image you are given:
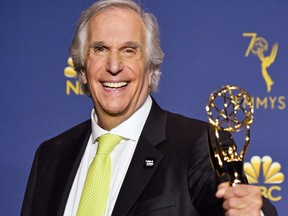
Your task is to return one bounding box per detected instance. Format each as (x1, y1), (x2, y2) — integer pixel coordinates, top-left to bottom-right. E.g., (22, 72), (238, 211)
(144, 158), (156, 168)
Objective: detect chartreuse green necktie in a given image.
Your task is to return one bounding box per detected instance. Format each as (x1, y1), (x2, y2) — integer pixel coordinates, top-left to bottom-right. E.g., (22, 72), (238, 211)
(77, 133), (121, 216)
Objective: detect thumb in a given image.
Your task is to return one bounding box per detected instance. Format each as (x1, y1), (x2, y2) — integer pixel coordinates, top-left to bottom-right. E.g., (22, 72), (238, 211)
(216, 182), (230, 198)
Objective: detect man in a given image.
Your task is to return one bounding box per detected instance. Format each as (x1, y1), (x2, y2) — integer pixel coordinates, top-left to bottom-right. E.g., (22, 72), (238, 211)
(21, 0), (277, 215)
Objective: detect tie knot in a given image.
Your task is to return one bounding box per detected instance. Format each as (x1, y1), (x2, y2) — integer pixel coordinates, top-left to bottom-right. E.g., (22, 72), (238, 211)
(96, 133), (121, 155)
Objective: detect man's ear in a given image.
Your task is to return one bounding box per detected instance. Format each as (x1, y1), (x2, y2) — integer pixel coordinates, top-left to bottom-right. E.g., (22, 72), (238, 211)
(148, 70), (153, 86)
(80, 70), (88, 84)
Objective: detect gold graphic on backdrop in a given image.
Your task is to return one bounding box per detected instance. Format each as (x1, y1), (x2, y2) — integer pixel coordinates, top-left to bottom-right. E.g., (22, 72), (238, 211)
(64, 57), (77, 78)
(244, 155), (284, 201)
(243, 33), (278, 92)
(64, 57), (84, 95)
(244, 155), (284, 184)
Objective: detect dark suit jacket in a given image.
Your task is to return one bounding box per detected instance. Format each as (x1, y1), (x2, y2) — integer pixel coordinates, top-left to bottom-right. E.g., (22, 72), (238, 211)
(21, 100), (277, 216)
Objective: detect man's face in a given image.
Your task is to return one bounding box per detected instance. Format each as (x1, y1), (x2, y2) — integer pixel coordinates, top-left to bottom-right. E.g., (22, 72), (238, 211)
(82, 8), (152, 129)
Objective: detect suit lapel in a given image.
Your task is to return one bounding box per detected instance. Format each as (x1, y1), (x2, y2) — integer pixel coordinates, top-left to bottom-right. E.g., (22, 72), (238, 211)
(49, 121), (91, 216)
(112, 100), (167, 216)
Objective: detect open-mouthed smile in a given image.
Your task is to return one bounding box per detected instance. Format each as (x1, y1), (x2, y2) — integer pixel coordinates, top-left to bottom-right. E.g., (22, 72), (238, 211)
(102, 82), (128, 89)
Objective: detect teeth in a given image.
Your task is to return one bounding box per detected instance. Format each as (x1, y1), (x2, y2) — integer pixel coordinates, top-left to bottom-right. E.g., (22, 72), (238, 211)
(103, 82), (127, 88)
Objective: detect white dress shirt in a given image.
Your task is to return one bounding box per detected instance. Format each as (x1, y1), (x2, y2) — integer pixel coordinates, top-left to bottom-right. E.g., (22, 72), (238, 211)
(63, 96), (152, 216)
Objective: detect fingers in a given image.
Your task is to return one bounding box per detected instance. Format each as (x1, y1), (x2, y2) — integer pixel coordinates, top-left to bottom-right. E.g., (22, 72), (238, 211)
(216, 183), (263, 216)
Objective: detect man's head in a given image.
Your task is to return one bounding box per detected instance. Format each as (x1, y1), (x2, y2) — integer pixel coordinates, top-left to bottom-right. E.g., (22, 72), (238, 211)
(70, 0), (164, 129)
(70, 0), (164, 94)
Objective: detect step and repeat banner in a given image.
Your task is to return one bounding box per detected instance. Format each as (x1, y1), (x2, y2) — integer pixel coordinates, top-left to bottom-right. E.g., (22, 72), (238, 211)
(1, 0), (287, 215)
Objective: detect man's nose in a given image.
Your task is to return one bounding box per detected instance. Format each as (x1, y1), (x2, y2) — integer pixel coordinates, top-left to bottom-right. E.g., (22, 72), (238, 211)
(105, 51), (124, 74)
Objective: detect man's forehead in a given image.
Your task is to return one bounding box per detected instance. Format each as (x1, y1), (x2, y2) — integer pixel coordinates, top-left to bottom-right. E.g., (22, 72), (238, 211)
(87, 7), (146, 46)
(90, 7), (142, 23)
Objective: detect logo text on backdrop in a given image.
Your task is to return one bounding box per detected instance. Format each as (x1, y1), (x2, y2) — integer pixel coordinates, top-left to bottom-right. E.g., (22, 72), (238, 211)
(244, 155), (284, 202)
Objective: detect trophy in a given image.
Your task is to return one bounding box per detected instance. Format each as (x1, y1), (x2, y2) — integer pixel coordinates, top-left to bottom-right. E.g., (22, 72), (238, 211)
(206, 85), (254, 186)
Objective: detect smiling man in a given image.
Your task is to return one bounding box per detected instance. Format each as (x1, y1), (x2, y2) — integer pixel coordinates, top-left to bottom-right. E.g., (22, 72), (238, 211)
(82, 7), (151, 130)
(21, 0), (277, 216)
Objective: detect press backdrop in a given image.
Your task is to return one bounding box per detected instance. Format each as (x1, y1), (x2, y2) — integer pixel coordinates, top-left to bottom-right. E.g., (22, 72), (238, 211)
(1, 0), (287, 215)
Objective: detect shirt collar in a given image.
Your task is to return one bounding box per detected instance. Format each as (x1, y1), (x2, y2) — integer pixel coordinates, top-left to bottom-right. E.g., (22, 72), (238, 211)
(91, 95), (152, 143)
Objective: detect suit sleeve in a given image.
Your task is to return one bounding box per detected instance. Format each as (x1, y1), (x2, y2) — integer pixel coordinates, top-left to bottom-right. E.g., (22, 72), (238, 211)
(21, 149), (39, 216)
(186, 127), (225, 216)
(262, 197), (278, 216)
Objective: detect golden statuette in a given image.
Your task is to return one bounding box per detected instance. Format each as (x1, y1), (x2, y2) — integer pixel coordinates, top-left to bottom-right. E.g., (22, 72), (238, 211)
(206, 85), (254, 186)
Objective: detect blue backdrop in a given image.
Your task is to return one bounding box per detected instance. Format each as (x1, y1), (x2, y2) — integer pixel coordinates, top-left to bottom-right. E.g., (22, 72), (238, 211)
(1, 0), (287, 215)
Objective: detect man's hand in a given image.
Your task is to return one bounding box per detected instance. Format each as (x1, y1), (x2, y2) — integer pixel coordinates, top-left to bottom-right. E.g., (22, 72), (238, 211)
(216, 182), (263, 216)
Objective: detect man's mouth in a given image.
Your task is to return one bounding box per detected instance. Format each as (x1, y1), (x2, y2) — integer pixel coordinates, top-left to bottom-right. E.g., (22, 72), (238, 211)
(102, 82), (128, 89)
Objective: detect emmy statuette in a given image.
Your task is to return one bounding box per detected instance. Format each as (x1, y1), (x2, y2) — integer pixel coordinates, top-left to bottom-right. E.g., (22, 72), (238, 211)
(206, 85), (254, 186)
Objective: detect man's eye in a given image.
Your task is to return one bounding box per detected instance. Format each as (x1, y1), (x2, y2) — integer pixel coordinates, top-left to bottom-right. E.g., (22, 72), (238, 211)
(93, 46), (106, 53)
(122, 48), (137, 56)
(126, 48), (136, 53)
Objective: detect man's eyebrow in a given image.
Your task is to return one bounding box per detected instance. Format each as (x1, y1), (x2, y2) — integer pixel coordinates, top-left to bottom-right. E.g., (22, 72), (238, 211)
(89, 41), (105, 48)
(123, 41), (141, 49)
(88, 41), (142, 49)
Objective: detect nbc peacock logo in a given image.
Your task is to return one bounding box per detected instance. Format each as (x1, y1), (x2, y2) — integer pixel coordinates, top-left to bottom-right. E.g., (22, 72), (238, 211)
(64, 57), (84, 95)
(244, 155), (285, 201)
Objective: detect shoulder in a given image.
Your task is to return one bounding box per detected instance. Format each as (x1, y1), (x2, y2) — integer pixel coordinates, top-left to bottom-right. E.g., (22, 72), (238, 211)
(166, 111), (208, 136)
(37, 120), (91, 152)
(164, 111), (211, 164)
